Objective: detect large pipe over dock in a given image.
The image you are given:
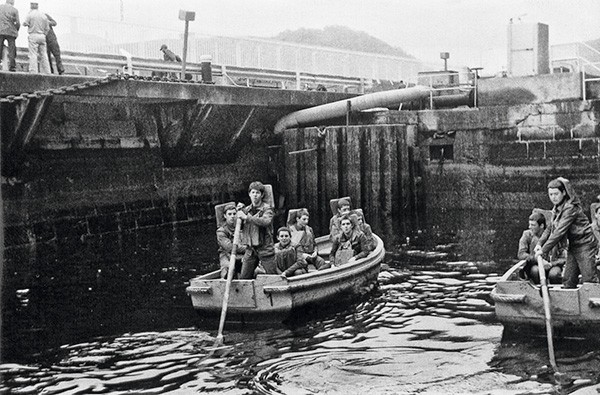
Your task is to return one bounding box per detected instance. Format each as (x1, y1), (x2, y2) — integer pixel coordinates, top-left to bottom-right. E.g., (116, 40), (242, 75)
(274, 85), (430, 133)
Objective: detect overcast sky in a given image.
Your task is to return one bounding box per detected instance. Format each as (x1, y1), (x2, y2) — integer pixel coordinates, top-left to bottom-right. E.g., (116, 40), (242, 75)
(13, 0), (600, 73)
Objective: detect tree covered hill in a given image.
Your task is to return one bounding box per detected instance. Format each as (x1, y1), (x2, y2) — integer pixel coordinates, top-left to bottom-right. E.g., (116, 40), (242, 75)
(272, 25), (414, 59)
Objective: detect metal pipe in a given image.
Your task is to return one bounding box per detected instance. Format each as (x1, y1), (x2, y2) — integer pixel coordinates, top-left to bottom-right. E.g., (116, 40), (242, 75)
(274, 85), (430, 134)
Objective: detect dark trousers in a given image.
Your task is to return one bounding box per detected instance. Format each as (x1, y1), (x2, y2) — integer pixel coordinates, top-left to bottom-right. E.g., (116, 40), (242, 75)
(563, 243), (599, 288)
(46, 37), (64, 74)
(240, 247), (276, 279)
(0, 36), (17, 71)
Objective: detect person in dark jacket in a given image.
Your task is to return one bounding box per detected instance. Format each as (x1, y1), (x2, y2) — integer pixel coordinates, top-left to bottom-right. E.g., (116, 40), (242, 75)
(329, 213), (371, 266)
(0, 0), (20, 72)
(274, 227), (307, 277)
(45, 13), (63, 75)
(216, 203), (246, 279)
(289, 208), (330, 271)
(160, 44), (181, 62)
(518, 211), (565, 284)
(237, 181), (276, 278)
(591, 202), (600, 266)
(535, 177), (599, 288)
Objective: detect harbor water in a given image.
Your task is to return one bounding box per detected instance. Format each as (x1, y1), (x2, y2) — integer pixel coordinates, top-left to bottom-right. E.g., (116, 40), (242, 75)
(2, 209), (600, 394)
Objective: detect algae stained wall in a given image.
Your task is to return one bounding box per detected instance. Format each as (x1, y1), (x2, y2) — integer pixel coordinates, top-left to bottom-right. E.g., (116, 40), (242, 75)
(2, 96), (279, 252)
(416, 100), (600, 213)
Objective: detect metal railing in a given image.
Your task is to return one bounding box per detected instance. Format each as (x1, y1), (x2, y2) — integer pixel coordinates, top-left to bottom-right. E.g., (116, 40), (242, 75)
(6, 47), (374, 93)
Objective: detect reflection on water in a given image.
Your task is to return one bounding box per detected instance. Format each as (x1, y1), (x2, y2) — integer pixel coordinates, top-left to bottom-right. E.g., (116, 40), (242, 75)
(2, 210), (600, 393)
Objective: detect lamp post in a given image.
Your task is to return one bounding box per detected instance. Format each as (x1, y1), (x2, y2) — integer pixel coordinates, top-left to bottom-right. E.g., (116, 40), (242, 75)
(178, 10), (195, 80)
(440, 52), (450, 72)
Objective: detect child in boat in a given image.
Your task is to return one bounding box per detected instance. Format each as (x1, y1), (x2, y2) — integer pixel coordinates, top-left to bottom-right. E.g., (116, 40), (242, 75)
(353, 209), (376, 252)
(518, 211), (564, 284)
(216, 203), (246, 279)
(592, 203), (600, 265)
(535, 177), (599, 288)
(237, 181), (276, 279)
(329, 198), (351, 241)
(274, 227), (308, 277)
(289, 209), (331, 271)
(329, 213), (371, 266)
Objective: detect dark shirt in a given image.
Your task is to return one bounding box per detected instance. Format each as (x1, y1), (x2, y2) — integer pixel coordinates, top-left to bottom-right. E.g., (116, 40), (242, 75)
(538, 199), (595, 254)
(0, 3), (19, 37)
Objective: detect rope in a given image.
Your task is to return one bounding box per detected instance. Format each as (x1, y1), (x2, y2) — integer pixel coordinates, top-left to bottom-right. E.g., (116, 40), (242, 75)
(0, 72), (206, 104)
(490, 292), (527, 304)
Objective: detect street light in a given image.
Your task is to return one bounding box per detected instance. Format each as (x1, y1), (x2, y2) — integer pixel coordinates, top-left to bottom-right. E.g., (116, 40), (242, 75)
(179, 10), (195, 80)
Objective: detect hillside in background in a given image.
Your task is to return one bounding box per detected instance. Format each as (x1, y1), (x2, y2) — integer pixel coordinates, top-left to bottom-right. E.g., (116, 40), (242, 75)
(272, 25), (414, 58)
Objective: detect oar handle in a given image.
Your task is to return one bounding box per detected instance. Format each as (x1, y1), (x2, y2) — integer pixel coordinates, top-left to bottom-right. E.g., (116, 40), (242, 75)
(215, 217), (243, 346)
(536, 254), (558, 371)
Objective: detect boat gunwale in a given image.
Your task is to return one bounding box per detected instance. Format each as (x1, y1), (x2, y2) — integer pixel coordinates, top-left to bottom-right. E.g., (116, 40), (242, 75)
(187, 234), (385, 295)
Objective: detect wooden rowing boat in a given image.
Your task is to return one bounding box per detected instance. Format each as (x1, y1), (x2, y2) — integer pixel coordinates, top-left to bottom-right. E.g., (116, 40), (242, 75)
(186, 234), (385, 322)
(490, 260), (600, 331)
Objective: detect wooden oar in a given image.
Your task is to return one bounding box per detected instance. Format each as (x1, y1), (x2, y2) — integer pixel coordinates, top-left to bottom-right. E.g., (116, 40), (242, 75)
(536, 255), (570, 385)
(214, 216), (242, 347)
(536, 255), (558, 370)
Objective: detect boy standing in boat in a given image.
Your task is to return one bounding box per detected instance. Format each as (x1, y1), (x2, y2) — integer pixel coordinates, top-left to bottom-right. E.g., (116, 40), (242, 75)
(216, 204), (246, 279)
(329, 198), (351, 240)
(237, 181), (276, 279)
(274, 227), (307, 277)
(289, 209), (331, 271)
(535, 177), (599, 288)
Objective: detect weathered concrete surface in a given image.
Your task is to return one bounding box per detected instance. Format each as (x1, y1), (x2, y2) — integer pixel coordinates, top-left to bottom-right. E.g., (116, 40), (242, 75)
(413, 99), (600, 212)
(354, 84), (599, 214)
(478, 72), (582, 106)
(1, 73), (354, 166)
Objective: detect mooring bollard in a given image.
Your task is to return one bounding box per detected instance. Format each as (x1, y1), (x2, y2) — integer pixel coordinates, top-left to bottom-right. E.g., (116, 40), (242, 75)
(200, 55), (213, 84)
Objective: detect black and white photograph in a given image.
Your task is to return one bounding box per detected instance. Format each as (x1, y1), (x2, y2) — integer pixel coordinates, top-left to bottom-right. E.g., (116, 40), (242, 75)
(1, 0), (600, 393)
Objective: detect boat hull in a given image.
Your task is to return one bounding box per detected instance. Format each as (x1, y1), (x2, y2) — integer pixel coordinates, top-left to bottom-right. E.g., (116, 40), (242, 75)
(491, 261), (600, 330)
(186, 235), (385, 322)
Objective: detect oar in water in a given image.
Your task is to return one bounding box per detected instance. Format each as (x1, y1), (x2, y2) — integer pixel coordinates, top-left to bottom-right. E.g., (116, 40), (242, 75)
(214, 216), (242, 347)
(536, 255), (570, 385)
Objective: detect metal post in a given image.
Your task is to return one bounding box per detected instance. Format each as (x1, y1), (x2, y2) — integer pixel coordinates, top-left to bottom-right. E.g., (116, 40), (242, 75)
(181, 19), (189, 80)
(346, 100), (351, 127)
(178, 10), (195, 81)
(471, 67), (483, 108)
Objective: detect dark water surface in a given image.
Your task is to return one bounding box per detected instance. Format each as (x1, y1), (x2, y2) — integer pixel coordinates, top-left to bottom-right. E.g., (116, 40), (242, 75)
(2, 209), (600, 394)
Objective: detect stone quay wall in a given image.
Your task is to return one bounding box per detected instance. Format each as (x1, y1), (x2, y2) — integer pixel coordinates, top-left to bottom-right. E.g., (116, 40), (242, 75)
(2, 96), (278, 252)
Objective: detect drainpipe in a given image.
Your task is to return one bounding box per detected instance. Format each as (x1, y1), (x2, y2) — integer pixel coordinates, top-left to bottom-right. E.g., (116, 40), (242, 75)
(274, 85), (430, 134)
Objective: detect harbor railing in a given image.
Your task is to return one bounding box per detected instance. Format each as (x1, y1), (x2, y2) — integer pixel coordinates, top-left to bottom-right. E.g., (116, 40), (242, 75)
(4, 47), (379, 93)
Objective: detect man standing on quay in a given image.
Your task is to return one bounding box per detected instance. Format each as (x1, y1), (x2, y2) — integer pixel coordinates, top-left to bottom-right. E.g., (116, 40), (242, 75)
(23, 1), (50, 73)
(0, 0), (20, 72)
(45, 13), (63, 75)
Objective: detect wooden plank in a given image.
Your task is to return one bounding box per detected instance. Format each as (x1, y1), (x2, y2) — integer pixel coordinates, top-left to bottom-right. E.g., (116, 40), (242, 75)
(305, 127), (320, 231)
(283, 129), (299, 209)
(324, 126), (340, 203)
(316, 128), (328, 234)
(398, 125), (411, 235)
(345, 126), (362, 211)
(297, 128), (307, 208)
(367, 126), (381, 233)
(380, 125), (395, 241)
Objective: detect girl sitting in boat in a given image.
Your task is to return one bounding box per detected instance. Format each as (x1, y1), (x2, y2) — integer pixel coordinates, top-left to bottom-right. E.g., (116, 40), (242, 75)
(329, 213), (372, 266)
(534, 177), (599, 288)
(353, 209), (376, 252)
(274, 227), (307, 277)
(289, 209), (331, 271)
